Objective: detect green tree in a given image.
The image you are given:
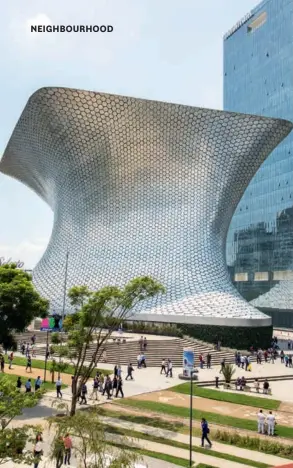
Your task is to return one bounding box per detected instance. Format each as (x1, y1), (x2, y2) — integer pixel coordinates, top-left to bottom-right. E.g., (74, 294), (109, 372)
(53, 276), (164, 416)
(0, 376), (43, 464)
(49, 409), (139, 468)
(0, 263), (49, 349)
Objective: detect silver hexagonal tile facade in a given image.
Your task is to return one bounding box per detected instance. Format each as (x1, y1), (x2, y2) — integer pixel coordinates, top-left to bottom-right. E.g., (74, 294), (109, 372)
(1, 87), (292, 327)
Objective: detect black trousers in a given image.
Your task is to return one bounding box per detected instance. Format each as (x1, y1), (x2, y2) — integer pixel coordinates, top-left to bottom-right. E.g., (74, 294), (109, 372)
(160, 365), (166, 374)
(201, 433), (211, 446)
(126, 373), (133, 380)
(116, 386), (124, 397)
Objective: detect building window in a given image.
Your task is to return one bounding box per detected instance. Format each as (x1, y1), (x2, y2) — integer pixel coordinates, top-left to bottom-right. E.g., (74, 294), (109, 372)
(273, 270), (293, 281)
(247, 12), (267, 33)
(235, 273), (248, 282)
(255, 272), (269, 282)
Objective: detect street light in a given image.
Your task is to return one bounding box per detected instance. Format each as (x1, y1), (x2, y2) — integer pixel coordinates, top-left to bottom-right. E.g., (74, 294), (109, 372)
(189, 368), (196, 467)
(43, 330), (49, 383)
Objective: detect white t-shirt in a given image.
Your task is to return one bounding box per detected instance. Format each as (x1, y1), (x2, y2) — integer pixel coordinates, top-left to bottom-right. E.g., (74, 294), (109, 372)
(267, 414), (275, 425)
(257, 412), (265, 422)
(35, 441), (43, 452)
(56, 379), (62, 387)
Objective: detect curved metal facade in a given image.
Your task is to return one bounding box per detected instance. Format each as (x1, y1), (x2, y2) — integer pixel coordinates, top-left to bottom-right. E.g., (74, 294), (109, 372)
(1, 87), (292, 327)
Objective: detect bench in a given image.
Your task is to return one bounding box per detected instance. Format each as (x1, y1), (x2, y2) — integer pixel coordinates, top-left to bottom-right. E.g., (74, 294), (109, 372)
(233, 384), (251, 392)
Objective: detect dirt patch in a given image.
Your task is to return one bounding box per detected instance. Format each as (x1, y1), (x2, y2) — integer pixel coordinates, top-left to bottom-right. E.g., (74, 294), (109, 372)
(2, 364), (73, 385)
(131, 390), (293, 427)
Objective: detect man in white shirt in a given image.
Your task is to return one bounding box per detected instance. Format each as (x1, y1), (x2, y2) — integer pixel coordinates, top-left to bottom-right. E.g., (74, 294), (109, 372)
(257, 409), (265, 434)
(56, 378), (62, 398)
(267, 411), (276, 436)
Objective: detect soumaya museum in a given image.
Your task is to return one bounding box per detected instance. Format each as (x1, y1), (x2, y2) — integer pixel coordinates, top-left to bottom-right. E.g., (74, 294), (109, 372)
(1, 0), (293, 347)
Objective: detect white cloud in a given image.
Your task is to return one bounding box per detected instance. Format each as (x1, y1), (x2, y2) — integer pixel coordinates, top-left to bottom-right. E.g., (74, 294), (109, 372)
(0, 237), (48, 269)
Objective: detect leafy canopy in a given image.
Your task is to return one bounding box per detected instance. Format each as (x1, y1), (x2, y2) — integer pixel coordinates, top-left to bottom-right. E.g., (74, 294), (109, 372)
(49, 408), (140, 468)
(52, 276), (164, 415)
(0, 263), (49, 348)
(0, 376), (43, 464)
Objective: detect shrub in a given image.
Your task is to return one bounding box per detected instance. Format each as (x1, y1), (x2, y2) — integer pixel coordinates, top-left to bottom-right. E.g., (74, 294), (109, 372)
(222, 363), (235, 383)
(215, 430), (293, 458)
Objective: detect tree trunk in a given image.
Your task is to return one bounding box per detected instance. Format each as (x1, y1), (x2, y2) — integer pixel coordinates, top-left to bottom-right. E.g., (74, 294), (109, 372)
(70, 394), (78, 416)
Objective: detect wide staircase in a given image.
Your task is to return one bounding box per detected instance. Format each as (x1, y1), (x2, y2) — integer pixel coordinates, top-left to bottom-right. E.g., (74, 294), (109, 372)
(14, 330), (236, 367)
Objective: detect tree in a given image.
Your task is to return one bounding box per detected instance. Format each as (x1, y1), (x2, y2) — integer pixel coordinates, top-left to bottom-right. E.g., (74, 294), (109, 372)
(222, 363), (236, 383)
(0, 263), (49, 348)
(52, 276), (164, 416)
(0, 376), (43, 464)
(49, 409), (139, 468)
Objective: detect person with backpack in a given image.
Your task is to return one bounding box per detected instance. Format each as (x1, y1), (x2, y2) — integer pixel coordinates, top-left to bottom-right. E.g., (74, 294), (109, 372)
(201, 418), (212, 448)
(80, 383), (87, 404)
(91, 378), (100, 401)
(26, 355), (32, 373)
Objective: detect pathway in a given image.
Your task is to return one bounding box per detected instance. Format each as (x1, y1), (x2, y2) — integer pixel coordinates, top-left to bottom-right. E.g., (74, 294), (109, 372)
(104, 402), (293, 446)
(100, 415), (292, 466)
(132, 390), (293, 426)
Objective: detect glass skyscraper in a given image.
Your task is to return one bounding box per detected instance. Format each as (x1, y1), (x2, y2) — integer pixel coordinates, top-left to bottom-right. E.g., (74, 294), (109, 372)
(224, 0), (293, 327)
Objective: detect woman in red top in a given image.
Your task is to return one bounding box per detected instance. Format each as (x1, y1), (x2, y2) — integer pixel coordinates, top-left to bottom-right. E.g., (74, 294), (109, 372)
(63, 434), (72, 465)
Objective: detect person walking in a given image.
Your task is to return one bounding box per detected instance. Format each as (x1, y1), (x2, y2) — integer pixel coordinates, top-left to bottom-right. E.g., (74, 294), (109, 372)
(16, 376), (22, 391)
(26, 355), (32, 373)
(80, 383), (87, 404)
(166, 359), (173, 377)
(8, 351), (14, 369)
(206, 353), (211, 369)
(116, 376), (124, 398)
(91, 378), (100, 401)
(267, 411), (276, 436)
(160, 358), (166, 375)
(103, 376), (112, 400)
(55, 436), (65, 468)
(63, 433), (72, 465)
(126, 363), (134, 380)
(33, 433), (43, 468)
(257, 409), (265, 434)
(35, 376), (42, 392)
(56, 378), (62, 398)
(0, 356), (5, 373)
(219, 358), (225, 373)
(25, 378), (32, 393)
(201, 418), (212, 447)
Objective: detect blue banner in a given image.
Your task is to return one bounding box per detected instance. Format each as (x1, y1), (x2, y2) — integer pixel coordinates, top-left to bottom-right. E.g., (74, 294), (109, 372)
(183, 348), (194, 378)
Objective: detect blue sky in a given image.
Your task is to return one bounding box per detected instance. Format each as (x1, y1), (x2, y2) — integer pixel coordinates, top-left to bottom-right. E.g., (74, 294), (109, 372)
(0, 0), (261, 268)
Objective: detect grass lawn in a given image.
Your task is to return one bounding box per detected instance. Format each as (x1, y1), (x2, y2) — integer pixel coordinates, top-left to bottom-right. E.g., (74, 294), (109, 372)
(4, 355), (109, 377)
(196, 465), (218, 468)
(170, 384), (281, 410)
(0, 373), (65, 391)
(110, 442), (191, 467)
(100, 407), (293, 460)
(116, 399), (293, 440)
(104, 424), (269, 468)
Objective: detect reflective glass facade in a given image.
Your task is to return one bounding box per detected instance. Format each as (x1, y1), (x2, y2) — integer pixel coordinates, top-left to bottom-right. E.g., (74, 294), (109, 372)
(224, 0), (293, 327)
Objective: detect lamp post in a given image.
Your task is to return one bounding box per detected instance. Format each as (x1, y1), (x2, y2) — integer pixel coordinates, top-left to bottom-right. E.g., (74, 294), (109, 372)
(189, 369), (195, 467)
(58, 250), (69, 379)
(43, 330), (49, 383)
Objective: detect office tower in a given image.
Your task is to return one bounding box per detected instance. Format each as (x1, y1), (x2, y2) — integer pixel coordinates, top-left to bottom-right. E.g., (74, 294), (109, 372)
(224, 0), (293, 327)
